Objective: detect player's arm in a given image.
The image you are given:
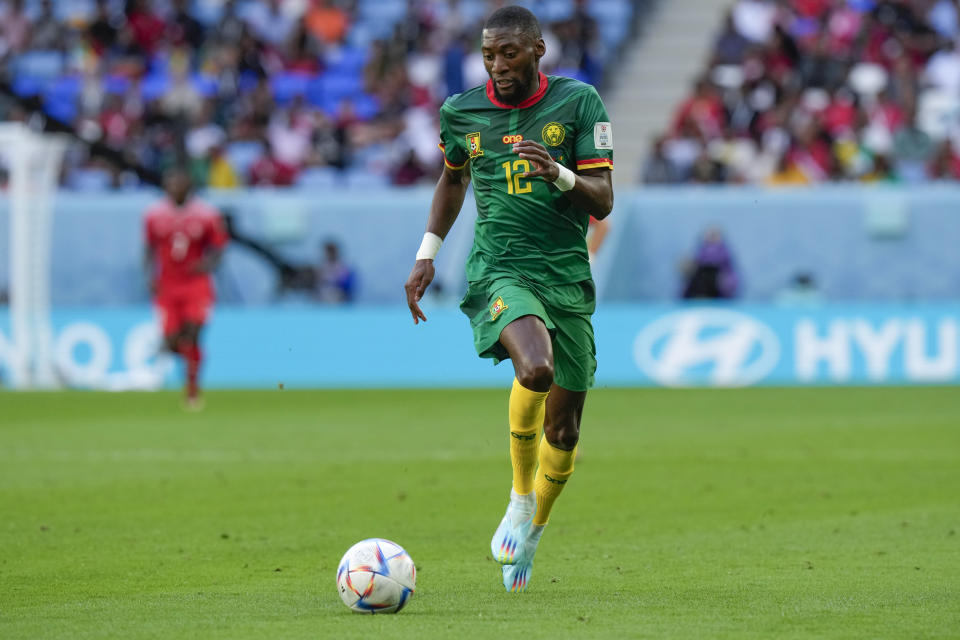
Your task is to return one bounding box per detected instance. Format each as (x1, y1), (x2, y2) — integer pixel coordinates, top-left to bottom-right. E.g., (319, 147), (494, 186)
(404, 163), (471, 324)
(193, 210), (229, 274)
(143, 216), (158, 295)
(192, 247), (224, 274)
(143, 245), (157, 294)
(512, 140), (613, 219)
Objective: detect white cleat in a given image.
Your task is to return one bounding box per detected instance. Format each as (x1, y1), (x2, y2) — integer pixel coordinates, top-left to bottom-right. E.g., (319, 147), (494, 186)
(490, 490), (536, 565)
(501, 524), (545, 593)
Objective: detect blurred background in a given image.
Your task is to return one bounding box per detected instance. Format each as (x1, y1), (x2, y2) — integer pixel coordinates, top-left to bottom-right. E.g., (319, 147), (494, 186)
(0, 0), (958, 390)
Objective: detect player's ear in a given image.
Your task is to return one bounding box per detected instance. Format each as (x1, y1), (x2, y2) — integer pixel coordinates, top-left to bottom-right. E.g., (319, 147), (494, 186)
(534, 38), (546, 60)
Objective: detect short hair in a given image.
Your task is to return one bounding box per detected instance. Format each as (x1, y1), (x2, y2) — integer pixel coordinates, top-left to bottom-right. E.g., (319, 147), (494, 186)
(484, 5), (542, 42)
(163, 164), (191, 181)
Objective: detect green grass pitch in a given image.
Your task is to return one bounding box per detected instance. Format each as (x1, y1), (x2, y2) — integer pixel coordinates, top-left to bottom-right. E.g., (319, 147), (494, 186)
(1, 387), (958, 639)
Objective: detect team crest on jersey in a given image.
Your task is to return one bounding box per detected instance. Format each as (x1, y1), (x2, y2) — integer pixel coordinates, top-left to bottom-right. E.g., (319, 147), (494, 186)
(490, 296), (508, 320)
(466, 132), (484, 158)
(542, 122), (565, 146)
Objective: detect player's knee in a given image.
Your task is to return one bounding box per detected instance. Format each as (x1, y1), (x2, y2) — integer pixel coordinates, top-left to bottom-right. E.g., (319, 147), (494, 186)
(545, 422), (579, 450)
(517, 359), (553, 392)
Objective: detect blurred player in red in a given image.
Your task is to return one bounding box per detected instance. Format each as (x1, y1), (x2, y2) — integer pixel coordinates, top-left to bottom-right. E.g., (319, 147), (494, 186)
(144, 167), (228, 409)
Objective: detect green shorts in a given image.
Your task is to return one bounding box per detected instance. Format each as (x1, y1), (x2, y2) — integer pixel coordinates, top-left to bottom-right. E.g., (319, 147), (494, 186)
(459, 273), (597, 391)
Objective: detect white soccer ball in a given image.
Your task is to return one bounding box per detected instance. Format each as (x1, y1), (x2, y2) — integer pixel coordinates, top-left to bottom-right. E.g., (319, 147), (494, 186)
(336, 538), (416, 614)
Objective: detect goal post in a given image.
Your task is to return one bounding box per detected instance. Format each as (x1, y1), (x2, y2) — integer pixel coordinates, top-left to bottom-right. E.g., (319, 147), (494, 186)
(0, 123), (67, 389)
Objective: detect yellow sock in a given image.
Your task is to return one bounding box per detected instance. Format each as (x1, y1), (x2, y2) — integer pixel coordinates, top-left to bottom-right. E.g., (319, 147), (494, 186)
(509, 378), (548, 495)
(533, 437), (577, 526)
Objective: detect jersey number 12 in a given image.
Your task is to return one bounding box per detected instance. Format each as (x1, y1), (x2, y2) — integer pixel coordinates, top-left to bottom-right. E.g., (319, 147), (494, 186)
(501, 160), (532, 195)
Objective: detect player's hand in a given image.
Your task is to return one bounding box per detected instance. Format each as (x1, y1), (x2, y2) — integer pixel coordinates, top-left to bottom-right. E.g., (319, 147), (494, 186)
(513, 140), (560, 182)
(404, 259), (435, 324)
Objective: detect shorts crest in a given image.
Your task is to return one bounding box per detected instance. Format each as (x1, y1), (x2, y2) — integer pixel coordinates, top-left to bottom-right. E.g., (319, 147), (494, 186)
(490, 296), (508, 320)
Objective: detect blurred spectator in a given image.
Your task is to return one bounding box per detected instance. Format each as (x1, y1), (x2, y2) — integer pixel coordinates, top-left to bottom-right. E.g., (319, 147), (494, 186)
(923, 39), (960, 93)
(248, 144), (298, 186)
(893, 105), (935, 181)
(766, 153), (811, 186)
(391, 149), (428, 185)
(4, 0), (631, 190)
(713, 11), (752, 65)
(245, 0), (295, 48)
(652, 0), (960, 185)
(217, 0), (246, 44)
(207, 145), (241, 188)
(30, 1), (65, 50)
(861, 153), (899, 182)
(305, 0), (350, 45)
(642, 136), (683, 184)
(927, 0), (959, 39)
(732, 0), (778, 43)
(672, 77), (726, 140)
(0, 0), (32, 57)
(87, 0), (119, 54)
(169, 0), (206, 50)
(316, 240), (355, 304)
(680, 227), (739, 299)
(775, 272), (823, 306)
(126, 0), (167, 55)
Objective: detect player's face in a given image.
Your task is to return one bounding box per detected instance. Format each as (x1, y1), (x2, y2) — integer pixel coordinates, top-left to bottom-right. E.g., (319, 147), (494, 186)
(481, 27), (545, 105)
(164, 172), (192, 205)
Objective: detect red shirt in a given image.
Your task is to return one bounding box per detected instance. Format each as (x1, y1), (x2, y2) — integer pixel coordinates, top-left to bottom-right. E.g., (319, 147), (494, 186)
(128, 10), (167, 54)
(144, 197), (228, 298)
(248, 155), (298, 186)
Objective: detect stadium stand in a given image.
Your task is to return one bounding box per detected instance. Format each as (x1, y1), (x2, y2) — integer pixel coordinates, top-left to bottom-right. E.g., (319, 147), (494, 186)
(646, 0), (960, 185)
(0, 0), (639, 190)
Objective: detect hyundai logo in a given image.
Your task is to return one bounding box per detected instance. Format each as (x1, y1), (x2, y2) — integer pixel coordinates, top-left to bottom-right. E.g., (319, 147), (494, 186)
(633, 309), (780, 387)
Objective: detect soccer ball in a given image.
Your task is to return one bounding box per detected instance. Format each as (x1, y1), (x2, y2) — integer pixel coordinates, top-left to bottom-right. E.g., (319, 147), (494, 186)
(336, 538), (416, 614)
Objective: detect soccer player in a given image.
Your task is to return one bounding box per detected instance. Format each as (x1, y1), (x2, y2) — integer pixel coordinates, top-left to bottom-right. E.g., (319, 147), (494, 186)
(144, 167), (228, 409)
(403, 6), (613, 592)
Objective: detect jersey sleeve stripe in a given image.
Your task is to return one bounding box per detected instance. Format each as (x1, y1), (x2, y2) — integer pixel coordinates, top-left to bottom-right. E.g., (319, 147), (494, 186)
(438, 143), (468, 169)
(577, 158), (613, 170)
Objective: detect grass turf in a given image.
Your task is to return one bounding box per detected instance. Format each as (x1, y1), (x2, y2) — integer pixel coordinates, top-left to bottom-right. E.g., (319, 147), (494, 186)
(0, 387), (958, 639)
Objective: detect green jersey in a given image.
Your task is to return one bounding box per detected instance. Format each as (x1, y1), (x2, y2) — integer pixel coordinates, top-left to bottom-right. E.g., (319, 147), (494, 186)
(439, 73), (613, 285)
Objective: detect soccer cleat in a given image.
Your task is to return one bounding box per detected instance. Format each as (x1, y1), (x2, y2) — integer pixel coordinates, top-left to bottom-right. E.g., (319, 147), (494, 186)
(500, 524), (544, 593)
(182, 383), (204, 412)
(502, 561), (532, 593)
(491, 490), (536, 565)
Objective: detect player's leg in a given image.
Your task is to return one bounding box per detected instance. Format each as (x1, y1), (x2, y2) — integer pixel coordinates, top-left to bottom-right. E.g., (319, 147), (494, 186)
(179, 322), (203, 407)
(179, 295), (211, 408)
(503, 288), (595, 591)
(532, 302), (595, 529)
(489, 315), (554, 567)
(155, 297), (182, 354)
(500, 315), (553, 492)
(534, 386), (585, 526)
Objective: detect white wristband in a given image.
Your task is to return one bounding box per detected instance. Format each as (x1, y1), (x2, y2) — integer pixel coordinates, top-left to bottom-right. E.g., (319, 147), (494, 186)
(416, 232), (443, 260)
(553, 163), (576, 192)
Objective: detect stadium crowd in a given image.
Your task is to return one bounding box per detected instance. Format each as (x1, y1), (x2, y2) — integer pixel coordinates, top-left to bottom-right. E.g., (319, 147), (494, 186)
(0, 0), (628, 190)
(645, 0), (960, 185)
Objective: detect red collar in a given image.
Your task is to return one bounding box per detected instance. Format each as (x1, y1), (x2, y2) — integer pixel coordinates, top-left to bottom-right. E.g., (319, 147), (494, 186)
(486, 72), (549, 109)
